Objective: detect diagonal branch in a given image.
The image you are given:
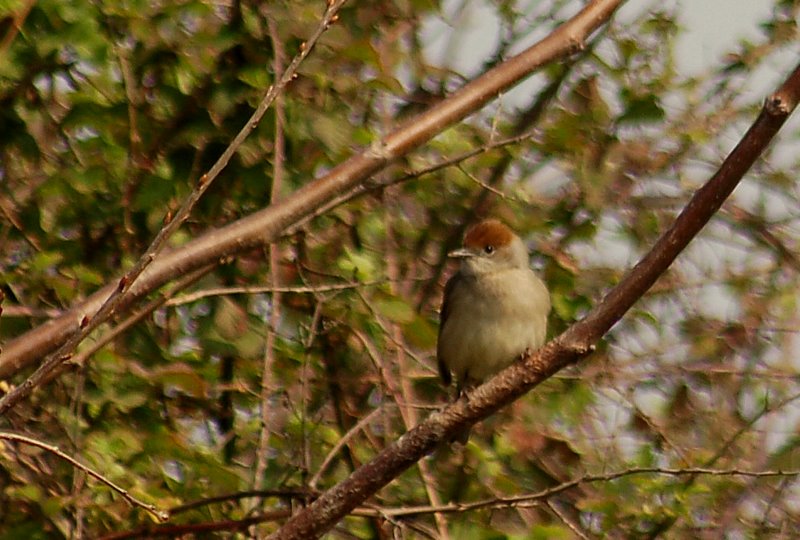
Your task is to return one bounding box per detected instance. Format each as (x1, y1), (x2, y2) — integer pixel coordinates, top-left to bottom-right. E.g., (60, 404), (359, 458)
(264, 61), (800, 540)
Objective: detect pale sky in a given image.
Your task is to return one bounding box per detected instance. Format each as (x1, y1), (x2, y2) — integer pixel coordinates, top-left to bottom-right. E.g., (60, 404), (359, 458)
(420, 0), (779, 77)
(671, 0), (774, 75)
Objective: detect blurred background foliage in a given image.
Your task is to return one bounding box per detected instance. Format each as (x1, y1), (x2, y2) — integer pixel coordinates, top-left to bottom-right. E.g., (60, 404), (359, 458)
(1, 0), (800, 537)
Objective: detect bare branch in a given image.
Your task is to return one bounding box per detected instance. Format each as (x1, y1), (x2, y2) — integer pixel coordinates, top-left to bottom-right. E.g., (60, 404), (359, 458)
(165, 279), (418, 306)
(254, 6), (289, 497)
(358, 466), (800, 518)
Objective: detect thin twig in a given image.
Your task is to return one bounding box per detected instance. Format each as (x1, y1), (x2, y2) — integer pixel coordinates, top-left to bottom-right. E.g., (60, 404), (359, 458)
(356, 467), (800, 518)
(41, 266), (214, 386)
(545, 499), (591, 540)
(356, 290), (435, 377)
(96, 510), (291, 540)
(1, 305), (63, 318)
(0, 0), (34, 55)
(309, 406), (385, 489)
(0, 431), (168, 522)
(166, 279), (414, 306)
(281, 129), (544, 238)
(254, 6), (289, 499)
(351, 328), (400, 404)
(170, 488), (316, 516)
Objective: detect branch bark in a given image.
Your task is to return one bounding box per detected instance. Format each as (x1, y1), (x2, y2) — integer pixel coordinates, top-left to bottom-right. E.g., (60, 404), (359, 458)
(0, 0), (623, 397)
(264, 62), (800, 540)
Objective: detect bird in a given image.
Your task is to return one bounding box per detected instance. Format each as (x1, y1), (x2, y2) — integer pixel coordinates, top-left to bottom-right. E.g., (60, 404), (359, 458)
(437, 219), (550, 440)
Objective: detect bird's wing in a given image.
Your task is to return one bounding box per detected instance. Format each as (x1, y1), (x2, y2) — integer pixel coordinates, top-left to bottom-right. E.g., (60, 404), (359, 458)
(436, 272), (464, 386)
(437, 356), (452, 386)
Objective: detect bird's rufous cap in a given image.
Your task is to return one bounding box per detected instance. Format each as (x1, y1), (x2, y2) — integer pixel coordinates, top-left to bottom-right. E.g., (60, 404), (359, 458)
(463, 219), (515, 250)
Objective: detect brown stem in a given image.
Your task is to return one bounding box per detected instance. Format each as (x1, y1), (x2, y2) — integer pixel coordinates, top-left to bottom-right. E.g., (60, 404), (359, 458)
(253, 7), (287, 496)
(384, 212), (450, 539)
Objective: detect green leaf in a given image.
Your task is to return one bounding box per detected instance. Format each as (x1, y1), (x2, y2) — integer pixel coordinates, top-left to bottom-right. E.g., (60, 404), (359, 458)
(374, 297), (415, 324)
(619, 92), (665, 124)
(338, 248), (378, 281)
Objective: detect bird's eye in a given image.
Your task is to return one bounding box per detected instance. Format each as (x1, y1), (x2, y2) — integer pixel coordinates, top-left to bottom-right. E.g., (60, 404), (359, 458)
(484, 245), (495, 255)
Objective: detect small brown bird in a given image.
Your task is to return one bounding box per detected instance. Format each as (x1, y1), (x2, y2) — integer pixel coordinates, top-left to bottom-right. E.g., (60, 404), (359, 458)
(437, 219), (550, 409)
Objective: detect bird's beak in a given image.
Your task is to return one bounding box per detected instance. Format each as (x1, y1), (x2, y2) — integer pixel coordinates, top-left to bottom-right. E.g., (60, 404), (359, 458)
(448, 248), (473, 259)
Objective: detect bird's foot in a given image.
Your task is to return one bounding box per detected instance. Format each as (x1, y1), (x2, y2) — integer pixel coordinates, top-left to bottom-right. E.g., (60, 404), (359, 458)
(457, 384), (478, 402)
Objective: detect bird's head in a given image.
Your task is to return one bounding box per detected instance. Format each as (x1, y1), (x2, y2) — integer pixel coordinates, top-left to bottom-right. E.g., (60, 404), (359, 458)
(449, 219), (529, 275)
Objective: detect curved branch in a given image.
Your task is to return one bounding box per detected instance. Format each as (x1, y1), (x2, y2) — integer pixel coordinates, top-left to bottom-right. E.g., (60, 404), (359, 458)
(264, 62), (800, 540)
(0, 431), (168, 522)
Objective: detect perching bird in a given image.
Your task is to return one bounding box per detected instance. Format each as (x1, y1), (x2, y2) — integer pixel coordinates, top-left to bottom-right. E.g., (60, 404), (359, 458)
(437, 219), (550, 439)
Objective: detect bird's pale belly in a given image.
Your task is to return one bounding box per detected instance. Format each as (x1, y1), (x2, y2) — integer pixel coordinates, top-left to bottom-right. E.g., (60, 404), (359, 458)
(441, 313), (545, 384)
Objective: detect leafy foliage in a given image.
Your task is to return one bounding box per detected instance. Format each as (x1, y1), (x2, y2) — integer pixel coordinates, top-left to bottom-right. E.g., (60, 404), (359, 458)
(1, 0), (800, 538)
